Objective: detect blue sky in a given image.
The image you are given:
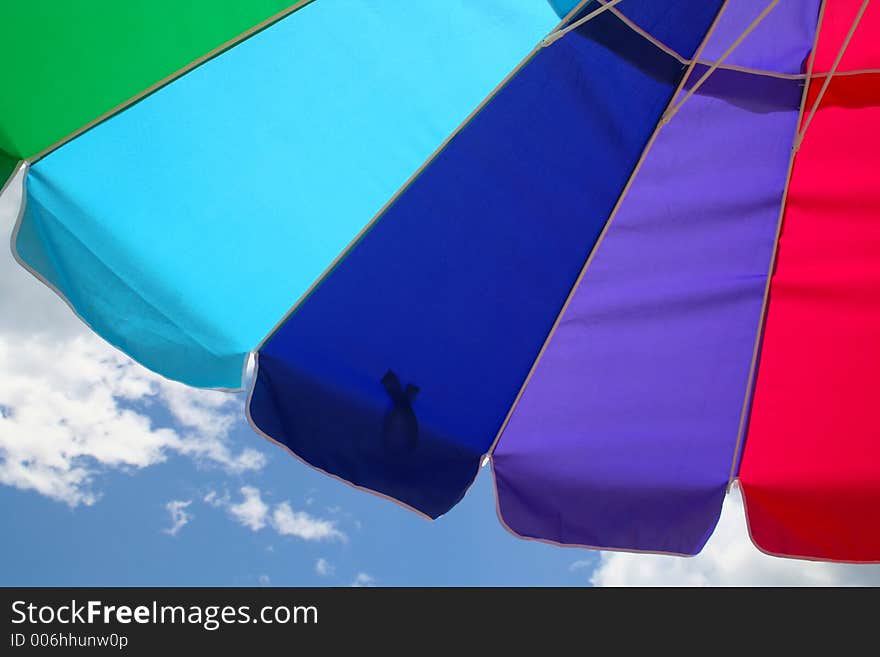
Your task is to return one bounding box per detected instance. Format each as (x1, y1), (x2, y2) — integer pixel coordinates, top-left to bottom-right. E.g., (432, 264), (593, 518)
(0, 427), (595, 587)
(3, 167), (880, 587)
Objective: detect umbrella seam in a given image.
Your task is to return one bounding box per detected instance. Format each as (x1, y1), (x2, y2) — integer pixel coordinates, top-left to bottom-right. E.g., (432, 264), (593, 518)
(26, 0), (319, 166)
(725, 0), (829, 491)
(541, 0), (625, 47)
(249, 0), (598, 354)
(794, 0), (871, 150)
(488, 0), (734, 459)
(660, 0), (782, 125)
(602, 0), (878, 82)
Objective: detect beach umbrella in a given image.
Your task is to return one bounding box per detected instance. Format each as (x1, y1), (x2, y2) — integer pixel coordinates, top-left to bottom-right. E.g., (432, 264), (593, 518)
(2, 0), (877, 562)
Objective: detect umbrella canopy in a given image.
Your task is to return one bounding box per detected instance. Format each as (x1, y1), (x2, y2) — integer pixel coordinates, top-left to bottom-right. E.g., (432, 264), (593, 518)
(0, 1), (303, 187)
(2, 0), (877, 562)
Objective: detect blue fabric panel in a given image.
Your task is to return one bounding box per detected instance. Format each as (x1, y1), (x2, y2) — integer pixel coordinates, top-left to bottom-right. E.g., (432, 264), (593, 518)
(614, 1), (726, 55)
(15, 0), (563, 388)
(250, 2), (724, 518)
(568, 1), (725, 55)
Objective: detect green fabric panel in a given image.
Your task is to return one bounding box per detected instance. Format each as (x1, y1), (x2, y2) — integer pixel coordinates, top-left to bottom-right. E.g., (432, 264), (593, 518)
(0, 0), (300, 165)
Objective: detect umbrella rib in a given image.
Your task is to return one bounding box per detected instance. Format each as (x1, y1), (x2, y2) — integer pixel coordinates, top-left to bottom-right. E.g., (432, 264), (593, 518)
(599, 0), (879, 82)
(602, 3), (690, 65)
(794, 0), (871, 151)
(725, 0), (829, 491)
(660, 0), (781, 126)
(487, 0), (734, 457)
(697, 64), (880, 81)
(26, 0), (320, 166)
(541, 0), (626, 47)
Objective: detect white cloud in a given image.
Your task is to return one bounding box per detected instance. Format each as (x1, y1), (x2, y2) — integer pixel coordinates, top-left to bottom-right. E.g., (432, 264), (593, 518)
(258, 574), (271, 587)
(163, 500), (192, 536)
(209, 486), (346, 543)
(590, 485), (880, 587)
(272, 502), (347, 542)
(203, 490), (225, 507)
(351, 572), (376, 587)
(227, 486), (270, 531)
(569, 560), (593, 572)
(315, 558), (335, 577)
(0, 170), (265, 507)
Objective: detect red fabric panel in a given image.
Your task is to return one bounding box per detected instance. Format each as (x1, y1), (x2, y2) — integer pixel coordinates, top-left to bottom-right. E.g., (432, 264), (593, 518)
(740, 2), (880, 562)
(812, 0), (880, 73)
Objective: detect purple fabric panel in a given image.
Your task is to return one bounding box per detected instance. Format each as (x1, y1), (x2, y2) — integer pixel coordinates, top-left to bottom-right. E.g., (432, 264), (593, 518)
(492, 1), (819, 555)
(701, 0), (820, 74)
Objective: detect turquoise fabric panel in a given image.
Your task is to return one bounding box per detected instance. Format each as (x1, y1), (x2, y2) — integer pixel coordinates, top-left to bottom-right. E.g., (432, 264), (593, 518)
(17, 0), (562, 388)
(549, 0), (587, 18)
(18, 189), (240, 385)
